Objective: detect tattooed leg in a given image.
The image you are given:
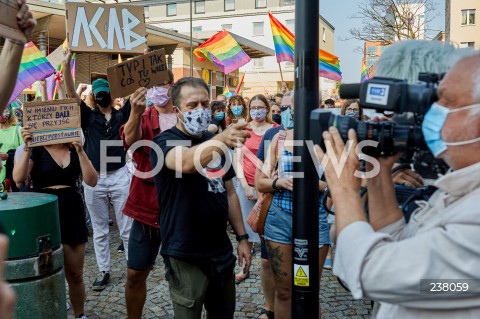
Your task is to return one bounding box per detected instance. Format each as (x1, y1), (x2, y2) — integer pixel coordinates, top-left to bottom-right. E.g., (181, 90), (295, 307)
(266, 240), (292, 319)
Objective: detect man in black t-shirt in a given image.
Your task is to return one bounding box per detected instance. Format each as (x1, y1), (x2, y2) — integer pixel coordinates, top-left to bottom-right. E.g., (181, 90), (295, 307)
(63, 49), (133, 292)
(150, 77), (251, 319)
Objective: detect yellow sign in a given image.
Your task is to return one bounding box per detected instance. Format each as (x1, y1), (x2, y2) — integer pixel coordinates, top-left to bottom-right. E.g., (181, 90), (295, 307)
(202, 69), (210, 84)
(294, 265), (310, 287)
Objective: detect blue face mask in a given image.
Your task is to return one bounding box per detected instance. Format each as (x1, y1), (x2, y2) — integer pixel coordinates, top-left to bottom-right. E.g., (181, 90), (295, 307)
(231, 106), (243, 117)
(281, 109), (294, 129)
(215, 112), (225, 121)
(422, 102), (480, 157)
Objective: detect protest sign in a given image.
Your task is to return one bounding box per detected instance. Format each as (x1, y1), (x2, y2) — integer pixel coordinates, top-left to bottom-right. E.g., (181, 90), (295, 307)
(47, 41), (67, 69)
(23, 99), (82, 147)
(66, 2), (147, 54)
(0, 1), (27, 43)
(107, 49), (168, 98)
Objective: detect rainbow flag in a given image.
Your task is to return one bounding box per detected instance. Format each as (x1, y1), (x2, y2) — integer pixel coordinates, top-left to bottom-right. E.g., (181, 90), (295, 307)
(319, 49), (342, 82)
(269, 12), (295, 63)
(194, 30), (251, 74)
(8, 42), (55, 104)
(268, 12), (342, 82)
(222, 85), (230, 95)
(361, 59), (369, 82)
(45, 53), (76, 100)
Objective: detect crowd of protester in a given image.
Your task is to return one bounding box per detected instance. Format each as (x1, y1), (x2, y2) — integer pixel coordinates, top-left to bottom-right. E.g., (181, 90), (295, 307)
(1, 4), (480, 319)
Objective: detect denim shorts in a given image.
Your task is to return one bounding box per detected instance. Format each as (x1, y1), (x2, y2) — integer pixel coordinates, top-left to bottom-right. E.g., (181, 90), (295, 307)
(263, 201), (331, 246)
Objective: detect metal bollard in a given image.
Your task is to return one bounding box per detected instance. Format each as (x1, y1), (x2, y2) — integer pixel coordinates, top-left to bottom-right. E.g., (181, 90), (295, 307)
(0, 192), (67, 319)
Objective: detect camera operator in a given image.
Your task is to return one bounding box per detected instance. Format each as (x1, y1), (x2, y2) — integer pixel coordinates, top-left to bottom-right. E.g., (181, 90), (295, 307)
(374, 40), (474, 183)
(315, 54), (480, 318)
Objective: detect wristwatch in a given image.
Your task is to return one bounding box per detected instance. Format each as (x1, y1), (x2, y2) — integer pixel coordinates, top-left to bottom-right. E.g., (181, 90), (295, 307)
(236, 234), (249, 242)
(272, 178), (280, 191)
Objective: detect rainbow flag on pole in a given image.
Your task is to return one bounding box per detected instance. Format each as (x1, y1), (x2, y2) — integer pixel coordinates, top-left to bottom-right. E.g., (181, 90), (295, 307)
(9, 42), (55, 104)
(269, 12), (295, 63)
(194, 30), (251, 74)
(268, 12), (342, 82)
(361, 59), (369, 82)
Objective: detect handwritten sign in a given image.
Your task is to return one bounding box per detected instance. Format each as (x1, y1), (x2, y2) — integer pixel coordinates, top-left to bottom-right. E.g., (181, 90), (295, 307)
(0, 2), (27, 44)
(107, 49), (169, 98)
(23, 99), (82, 147)
(66, 3), (147, 54)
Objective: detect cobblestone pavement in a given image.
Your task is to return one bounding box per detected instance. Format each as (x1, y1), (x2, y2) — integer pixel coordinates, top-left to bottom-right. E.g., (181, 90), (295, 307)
(69, 226), (372, 319)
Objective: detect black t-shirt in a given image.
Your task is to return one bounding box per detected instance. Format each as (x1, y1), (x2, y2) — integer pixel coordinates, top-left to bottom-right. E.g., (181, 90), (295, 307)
(80, 100), (131, 172)
(151, 126), (235, 259)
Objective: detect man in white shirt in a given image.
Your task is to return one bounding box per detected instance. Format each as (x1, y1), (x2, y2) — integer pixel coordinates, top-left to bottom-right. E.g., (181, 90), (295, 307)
(316, 54), (480, 318)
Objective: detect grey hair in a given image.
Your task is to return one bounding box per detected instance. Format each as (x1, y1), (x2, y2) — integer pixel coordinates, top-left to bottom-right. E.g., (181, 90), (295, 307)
(375, 40), (476, 84)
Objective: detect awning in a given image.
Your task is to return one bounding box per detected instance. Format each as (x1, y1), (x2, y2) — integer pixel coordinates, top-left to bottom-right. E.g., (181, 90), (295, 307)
(28, 0), (202, 49)
(187, 31), (275, 59)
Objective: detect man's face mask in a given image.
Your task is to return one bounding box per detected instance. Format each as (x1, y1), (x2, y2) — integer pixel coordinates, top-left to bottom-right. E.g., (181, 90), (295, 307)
(281, 109), (294, 129)
(422, 102), (480, 157)
(177, 107), (212, 137)
(95, 92), (111, 108)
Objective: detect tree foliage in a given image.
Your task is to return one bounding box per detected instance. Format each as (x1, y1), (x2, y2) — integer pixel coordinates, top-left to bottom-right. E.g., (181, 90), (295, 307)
(349, 0), (438, 44)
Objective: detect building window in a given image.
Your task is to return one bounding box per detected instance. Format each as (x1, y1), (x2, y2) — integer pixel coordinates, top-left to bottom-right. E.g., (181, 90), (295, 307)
(256, 0), (267, 8)
(216, 72), (225, 87)
(225, 0), (235, 11)
(167, 3), (177, 16)
(195, 1), (205, 14)
(192, 26), (202, 32)
(253, 22), (264, 36)
(253, 58), (264, 68)
(221, 24), (233, 31)
(366, 46), (377, 55)
(322, 27), (326, 42)
(286, 19), (295, 34)
(462, 9), (476, 25)
(460, 42), (475, 48)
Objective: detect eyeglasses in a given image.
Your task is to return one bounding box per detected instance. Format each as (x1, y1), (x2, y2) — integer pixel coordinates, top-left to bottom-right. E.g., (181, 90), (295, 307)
(280, 105), (291, 112)
(250, 106), (267, 111)
(271, 110), (282, 114)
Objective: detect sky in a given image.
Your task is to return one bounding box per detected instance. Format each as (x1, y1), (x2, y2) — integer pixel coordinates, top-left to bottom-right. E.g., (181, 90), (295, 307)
(319, 0), (446, 83)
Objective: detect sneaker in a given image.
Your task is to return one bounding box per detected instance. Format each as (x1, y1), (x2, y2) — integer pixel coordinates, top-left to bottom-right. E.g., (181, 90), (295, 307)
(76, 315), (88, 319)
(92, 271), (110, 291)
(117, 242), (125, 253)
(323, 258), (333, 270)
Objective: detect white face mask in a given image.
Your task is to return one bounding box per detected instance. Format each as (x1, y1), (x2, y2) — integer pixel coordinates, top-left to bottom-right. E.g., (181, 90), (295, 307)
(177, 107), (212, 137)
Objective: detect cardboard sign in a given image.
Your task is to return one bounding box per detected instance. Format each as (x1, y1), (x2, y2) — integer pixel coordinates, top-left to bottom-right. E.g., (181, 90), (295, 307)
(23, 99), (82, 147)
(0, 2), (27, 44)
(107, 49), (168, 98)
(66, 3), (147, 54)
(47, 42), (67, 69)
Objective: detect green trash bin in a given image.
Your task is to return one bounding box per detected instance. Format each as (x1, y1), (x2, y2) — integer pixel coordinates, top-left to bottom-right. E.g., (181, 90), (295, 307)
(0, 192), (67, 319)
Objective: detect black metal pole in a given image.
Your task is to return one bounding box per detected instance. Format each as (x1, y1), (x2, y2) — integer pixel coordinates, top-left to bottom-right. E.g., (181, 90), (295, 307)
(292, 0), (320, 318)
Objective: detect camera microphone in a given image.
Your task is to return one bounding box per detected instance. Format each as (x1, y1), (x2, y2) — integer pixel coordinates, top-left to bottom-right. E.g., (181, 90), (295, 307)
(339, 83), (361, 99)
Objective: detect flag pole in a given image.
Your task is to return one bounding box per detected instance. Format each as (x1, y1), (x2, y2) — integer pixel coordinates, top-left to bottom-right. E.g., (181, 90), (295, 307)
(277, 62), (285, 82)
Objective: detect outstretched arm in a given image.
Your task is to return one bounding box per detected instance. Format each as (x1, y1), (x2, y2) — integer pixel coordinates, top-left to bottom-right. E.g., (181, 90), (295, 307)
(0, 1), (36, 113)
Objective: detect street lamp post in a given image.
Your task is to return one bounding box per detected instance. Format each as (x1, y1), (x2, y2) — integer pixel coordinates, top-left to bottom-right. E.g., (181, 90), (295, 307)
(190, 0), (193, 76)
(292, 0), (320, 318)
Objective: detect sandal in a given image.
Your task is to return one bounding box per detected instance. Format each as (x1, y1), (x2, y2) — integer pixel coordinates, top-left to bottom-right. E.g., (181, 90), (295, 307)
(235, 271), (250, 284)
(258, 308), (274, 319)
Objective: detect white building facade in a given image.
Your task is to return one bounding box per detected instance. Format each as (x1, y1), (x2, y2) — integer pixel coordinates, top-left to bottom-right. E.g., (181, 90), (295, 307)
(146, 0), (337, 98)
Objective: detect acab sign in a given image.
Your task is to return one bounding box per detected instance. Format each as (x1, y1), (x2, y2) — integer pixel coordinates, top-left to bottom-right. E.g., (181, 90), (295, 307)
(66, 3), (147, 54)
